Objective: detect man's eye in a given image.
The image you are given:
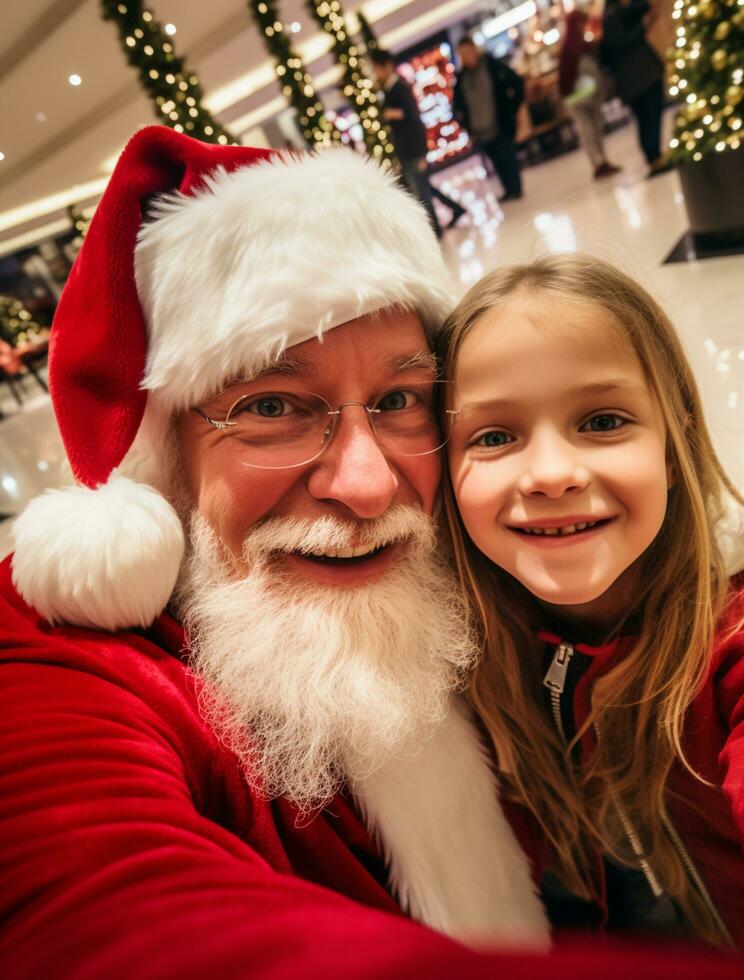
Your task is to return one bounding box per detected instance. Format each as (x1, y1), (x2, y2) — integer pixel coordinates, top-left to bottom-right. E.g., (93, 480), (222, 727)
(245, 396), (295, 418)
(476, 430), (513, 448)
(377, 389), (415, 411)
(582, 414), (626, 433)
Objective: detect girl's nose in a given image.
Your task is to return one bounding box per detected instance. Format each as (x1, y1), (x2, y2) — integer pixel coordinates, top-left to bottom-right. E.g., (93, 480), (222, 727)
(517, 434), (590, 499)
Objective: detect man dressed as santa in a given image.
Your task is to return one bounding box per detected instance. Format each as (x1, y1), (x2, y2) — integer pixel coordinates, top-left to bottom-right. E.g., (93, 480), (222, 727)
(0, 128), (737, 979)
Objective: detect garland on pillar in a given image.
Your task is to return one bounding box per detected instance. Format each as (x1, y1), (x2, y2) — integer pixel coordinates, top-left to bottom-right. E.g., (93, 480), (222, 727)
(0, 296), (41, 347)
(667, 0), (744, 161)
(248, 0), (341, 146)
(101, 1), (234, 144)
(67, 205), (90, 239)
(355, 12), (379, 52)
(305, 0), (395, 160)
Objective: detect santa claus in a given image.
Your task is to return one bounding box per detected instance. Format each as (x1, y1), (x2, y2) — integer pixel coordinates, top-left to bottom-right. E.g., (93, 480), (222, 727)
(0, 128), (738, 979)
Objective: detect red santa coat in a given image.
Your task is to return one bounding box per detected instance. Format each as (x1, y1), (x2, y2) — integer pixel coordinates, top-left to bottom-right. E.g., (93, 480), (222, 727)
(534, 576), (744, 948)
(0, 555), (741, 979)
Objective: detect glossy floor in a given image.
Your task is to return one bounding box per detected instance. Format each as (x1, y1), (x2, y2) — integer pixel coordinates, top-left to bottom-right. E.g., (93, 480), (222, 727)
(1, 118), (742, 559)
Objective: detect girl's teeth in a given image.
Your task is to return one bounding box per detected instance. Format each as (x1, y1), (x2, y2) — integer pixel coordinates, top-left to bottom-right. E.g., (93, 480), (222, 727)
(558, 524), (577, 536)
(523, 520), (599, 537)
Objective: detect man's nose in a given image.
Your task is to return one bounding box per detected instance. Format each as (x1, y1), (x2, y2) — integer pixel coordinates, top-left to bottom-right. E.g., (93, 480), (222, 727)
(306, 406), (399, 519)
(516, 431), (590, 499)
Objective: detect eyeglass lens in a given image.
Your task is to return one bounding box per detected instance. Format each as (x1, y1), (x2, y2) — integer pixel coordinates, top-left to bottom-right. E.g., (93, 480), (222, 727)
(224, 383), (450, 470)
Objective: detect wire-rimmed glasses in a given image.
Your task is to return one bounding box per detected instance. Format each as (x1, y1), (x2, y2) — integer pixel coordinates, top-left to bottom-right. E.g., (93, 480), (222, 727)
(193, 380), (453, 470)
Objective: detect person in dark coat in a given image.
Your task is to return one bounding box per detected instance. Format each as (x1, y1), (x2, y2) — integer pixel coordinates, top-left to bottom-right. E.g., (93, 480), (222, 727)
(370, 49), (466, 236)
(600, 0), (671, 177)
(453, 35), (525, 201)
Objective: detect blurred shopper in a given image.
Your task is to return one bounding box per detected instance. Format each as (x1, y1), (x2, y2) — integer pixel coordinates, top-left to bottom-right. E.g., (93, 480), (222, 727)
(559, 9), (621, 179)
(600, 0), (671, 177)
(370, 49), (467, 236)
(453, 35), (525, 201)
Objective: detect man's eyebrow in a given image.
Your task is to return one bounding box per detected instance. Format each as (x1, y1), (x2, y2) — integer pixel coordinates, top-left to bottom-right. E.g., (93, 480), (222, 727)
(388, 351), (439, 373)
(217, 350), (438, 397)
(218, 355), (312, 391)
(251, 355), (313, 379)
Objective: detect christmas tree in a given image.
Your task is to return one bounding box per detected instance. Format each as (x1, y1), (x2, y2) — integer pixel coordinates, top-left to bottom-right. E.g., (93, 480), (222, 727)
(668, 0), (744, 162)
(0, 296), (41, 347)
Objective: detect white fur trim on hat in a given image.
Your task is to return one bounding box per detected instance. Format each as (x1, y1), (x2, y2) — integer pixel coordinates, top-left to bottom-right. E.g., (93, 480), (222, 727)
(134, 148), (454, 410)
(11, 474), (184, 632)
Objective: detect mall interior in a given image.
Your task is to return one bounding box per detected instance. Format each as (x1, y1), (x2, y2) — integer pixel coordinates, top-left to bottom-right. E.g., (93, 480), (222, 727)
(0, 0), (742, 554)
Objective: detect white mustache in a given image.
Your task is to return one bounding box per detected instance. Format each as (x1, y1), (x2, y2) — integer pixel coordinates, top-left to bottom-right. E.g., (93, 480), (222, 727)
(241, 505), (436, 563)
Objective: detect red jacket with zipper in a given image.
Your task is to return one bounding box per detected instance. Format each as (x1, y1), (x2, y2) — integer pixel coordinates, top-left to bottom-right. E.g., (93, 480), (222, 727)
(535, 577), (744, 948)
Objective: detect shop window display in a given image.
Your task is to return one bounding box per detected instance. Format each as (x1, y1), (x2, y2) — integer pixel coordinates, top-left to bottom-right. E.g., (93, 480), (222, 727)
(394, 40), (471, 168)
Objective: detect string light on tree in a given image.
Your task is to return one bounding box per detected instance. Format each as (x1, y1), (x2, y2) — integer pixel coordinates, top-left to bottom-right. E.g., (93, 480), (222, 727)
(0, 296), (41, 347)
(305, 0), (395, 161)
(355, 11), (379, 52)
(100, 1), (234, 144)
(67, 204), (90, 240)
(667, 0), (744, 159)
(247, 0), (341, 147)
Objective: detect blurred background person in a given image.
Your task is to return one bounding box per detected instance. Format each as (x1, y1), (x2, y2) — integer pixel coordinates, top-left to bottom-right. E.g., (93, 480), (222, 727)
(600, 0), (671, 177)
(453, 35), (525, 202)
(370, 49), (467, 236)
(559, 8), (621, 180)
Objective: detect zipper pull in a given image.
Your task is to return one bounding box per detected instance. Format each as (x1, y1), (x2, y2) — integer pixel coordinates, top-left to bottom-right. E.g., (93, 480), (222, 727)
(543, 642), (574, 694)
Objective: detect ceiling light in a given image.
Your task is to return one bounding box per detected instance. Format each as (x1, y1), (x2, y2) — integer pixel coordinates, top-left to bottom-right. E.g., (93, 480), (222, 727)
(35, 112), (47, 123)
(68, 74), (82, 86)
(0, 152), (5, 162)
(290, 21), (301, 32)
(481, 0), (537, 39)
(164, 23), (177, 35)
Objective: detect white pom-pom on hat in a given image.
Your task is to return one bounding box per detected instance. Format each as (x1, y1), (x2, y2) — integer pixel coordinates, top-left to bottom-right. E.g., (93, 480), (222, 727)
(11, 474), (184, 632)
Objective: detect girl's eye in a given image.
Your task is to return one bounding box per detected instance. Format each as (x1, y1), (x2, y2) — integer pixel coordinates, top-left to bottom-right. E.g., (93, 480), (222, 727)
(475, 430), (514, 448)
(582, 413), (626, 433)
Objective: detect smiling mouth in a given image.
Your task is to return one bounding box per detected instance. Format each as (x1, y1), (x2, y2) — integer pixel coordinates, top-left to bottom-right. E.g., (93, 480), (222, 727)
(511, 518), (613, 538)
(293, 543), (388, 565)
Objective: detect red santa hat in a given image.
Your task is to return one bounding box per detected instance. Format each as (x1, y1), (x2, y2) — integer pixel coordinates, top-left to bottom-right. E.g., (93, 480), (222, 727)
(11, 126), (454, 631)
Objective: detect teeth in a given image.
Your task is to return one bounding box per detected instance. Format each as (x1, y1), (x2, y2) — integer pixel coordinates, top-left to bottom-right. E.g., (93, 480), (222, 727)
(306, 542), (381, 560)
(522, 520), (599, 536)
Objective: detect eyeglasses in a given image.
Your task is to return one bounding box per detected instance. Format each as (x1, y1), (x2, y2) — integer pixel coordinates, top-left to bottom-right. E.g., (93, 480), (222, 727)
(194, 381), (452, 470)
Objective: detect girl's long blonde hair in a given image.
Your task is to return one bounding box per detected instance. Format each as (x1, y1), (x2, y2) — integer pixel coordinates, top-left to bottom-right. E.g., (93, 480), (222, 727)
(437, 254), (743, 946)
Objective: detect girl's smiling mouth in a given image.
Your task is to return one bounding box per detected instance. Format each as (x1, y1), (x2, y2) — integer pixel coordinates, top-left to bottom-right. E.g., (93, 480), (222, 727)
(507, 516), (616, 542)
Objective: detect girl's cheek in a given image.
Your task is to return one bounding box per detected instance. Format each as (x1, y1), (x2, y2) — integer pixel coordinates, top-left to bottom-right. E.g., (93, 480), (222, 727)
(453, 463), (506, 521)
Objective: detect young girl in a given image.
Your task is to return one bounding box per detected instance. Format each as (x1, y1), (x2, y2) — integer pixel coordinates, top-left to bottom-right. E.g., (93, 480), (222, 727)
(437, 254), (744, 949)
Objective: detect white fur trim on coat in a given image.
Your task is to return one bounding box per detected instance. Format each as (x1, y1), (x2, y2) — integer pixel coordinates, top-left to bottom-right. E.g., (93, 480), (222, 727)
(353, 696), (551, 950)
(134, 149), (454, 410)
(11, 473), (184, 632)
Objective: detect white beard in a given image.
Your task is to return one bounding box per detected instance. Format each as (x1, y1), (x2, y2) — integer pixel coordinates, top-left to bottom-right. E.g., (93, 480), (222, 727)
(176, 507), (479, 811)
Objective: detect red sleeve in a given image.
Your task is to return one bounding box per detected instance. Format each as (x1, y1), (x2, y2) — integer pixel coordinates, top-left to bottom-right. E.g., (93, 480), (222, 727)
(0, 642), (484, 980)
(715, 583), (744, 837)
(1, 585), (741, 978)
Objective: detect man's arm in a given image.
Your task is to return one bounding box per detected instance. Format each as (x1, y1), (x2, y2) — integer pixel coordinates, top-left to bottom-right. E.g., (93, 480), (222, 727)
(0, 651), (498, 979)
